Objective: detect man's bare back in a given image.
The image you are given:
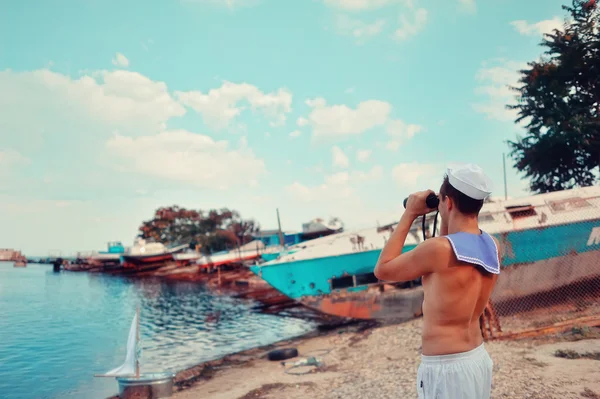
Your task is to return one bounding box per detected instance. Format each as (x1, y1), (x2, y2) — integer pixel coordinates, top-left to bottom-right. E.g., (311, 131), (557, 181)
(421, 237), (500, 356)
(374, 164), (499, 398)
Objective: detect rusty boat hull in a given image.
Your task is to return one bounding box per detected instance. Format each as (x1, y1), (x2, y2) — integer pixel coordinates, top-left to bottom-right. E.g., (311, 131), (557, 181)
(299, 284), (424, 320)
(250, 186), (600, 321)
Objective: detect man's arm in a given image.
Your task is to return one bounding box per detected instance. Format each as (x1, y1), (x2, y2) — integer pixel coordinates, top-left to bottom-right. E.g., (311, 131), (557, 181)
(374, 189), (448, 282)
(375, 235), (449, 282)
(374, 210), (449, 282)
(375, 211), (416, 275)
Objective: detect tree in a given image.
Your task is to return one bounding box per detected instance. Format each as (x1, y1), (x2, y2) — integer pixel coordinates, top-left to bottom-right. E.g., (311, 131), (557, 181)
(507, 0), (600, 193)
(138, 206), (260, 254)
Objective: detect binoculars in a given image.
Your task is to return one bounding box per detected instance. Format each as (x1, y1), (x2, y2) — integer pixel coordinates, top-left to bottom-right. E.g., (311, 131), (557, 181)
(403, 193), (440, 209)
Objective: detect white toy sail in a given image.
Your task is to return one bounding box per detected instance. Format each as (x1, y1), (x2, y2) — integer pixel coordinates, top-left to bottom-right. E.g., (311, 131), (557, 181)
(95, 307), (140, 378)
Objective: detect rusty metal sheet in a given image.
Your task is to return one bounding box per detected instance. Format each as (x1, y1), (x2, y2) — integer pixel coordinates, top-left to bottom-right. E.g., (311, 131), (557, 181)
(300, 285), (424, 320)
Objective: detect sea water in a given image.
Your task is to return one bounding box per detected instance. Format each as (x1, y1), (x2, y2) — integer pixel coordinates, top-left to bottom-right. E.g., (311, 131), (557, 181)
(0, 262), (316, 399)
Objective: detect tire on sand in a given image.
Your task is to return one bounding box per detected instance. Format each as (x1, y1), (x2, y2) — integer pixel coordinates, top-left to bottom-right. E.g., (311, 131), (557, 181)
(267, 348), (299, 361)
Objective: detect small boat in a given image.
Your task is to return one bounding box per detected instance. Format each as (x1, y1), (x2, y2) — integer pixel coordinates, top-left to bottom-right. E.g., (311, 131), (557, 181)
(195, 240), (265, 269)
(95, 307), (175, 399)
(85, 241), (127, 269)
(301, 217), (344, 239)
(120, 239), (188, 269)
(250, 185), (600, 320)
(252, 213), (344, 262)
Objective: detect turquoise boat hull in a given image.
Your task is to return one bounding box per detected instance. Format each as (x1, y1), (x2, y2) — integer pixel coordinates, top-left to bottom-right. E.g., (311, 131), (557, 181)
(250, 217), (600, 319)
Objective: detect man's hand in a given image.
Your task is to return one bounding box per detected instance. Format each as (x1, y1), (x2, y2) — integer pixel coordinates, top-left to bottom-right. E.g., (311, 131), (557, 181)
(404, 189), (438, 218)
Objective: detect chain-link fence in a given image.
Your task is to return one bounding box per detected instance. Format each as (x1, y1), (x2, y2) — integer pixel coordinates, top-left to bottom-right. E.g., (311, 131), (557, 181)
(481, 190), (600, 338)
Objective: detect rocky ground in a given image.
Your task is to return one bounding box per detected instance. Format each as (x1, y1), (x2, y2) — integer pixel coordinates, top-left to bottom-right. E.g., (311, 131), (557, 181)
(170, 318), (600, 399)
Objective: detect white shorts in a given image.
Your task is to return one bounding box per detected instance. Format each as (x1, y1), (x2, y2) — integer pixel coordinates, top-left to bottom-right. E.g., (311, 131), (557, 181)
(416, 343), (493, 399)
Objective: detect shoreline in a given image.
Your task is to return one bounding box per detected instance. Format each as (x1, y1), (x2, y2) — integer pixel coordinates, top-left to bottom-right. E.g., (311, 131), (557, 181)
(106, 318), (380, 399)
(107, 316), (600, 399)
(38, 261), (600, 398)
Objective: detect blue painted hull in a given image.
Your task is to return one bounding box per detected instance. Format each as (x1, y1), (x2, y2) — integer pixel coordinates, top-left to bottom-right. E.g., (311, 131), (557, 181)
(250, 218), (600, 302)
(250, 244), (416, 299)
(260, 250), (299, 262)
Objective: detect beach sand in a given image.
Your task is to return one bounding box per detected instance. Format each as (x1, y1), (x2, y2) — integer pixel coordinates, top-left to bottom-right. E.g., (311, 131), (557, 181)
(169, 318), (600, 399)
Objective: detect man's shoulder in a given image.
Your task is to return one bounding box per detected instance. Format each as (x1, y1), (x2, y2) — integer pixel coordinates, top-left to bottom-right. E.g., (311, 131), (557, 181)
(417, 236), (452, 251)
(415, 237), (454, 270)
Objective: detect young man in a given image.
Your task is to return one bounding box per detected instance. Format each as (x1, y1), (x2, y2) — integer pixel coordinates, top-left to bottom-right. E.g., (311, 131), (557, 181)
(374, 163), (501, 399)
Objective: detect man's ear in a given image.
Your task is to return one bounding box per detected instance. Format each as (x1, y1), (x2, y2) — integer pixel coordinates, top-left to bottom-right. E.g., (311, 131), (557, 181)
(446, 196), (454, 211)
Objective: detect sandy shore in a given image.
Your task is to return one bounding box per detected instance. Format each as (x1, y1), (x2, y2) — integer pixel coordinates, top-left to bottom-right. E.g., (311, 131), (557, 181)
(168, 318), (600, 399)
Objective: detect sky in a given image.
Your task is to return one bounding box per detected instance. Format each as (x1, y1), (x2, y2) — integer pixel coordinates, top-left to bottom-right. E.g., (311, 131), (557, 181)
(0, 0), (572, 256)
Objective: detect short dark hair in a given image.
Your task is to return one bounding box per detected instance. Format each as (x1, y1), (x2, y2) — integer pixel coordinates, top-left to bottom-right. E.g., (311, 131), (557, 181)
(439, 175), (484, 216)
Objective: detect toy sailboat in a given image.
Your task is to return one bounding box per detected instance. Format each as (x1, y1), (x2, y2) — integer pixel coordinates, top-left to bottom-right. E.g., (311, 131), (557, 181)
(95, 306), (175, 399)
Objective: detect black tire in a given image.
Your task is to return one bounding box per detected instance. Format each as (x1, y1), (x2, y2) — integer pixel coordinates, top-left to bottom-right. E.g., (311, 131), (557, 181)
(267, 348), (298, 361)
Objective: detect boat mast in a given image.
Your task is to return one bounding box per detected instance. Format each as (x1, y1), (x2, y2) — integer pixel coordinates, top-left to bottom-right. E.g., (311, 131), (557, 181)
(276, 208), (284, 248)
(136, 305), (140, 379)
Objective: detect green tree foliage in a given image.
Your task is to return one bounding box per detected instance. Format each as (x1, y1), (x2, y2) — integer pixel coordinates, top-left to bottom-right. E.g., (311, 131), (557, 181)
(138, 206), (260, 254)
(507, 0), (600, 193)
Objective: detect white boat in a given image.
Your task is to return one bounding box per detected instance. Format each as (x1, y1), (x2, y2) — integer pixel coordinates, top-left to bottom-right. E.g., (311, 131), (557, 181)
(195, 240), (265, 267)
(301, 217), (344, 236)
(250, 185), (600, 319)
(95, 307), (175, 399)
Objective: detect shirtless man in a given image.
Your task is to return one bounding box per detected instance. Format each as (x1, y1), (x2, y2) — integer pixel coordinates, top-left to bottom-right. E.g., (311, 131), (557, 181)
(374, 163), (501, 399)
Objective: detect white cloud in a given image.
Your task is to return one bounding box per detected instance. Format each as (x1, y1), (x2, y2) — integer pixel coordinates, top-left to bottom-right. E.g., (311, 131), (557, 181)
(345, 87), (355, 94)
(510, 17), (564, 36)
(334, 15), (386, 43)
(176, 82), (292, 129)
(284, 164), (383, 208)
(393, 8), (427, 41)
(297, 117), (309, 127)
(472, 59), (528, 122)
(392, 162), (440, 187)
(352, 165), (383, 181)
(285, 181), (354, 202)
(306, 97), (327, 108)
(289, 130), (302, 138)
(385, 119), (424, 151)
(303, 97), (391, 138)
(325, 171), (350, 185)
(112, 52), (130, 68)
(0, 149), (30, 167)
(106, 129), (265, 190)
(323, 0), (398, 11)
(356, 149), (371, 162)
(0, 68), (186, 147)
(332, 146), (350, 168)
(325, 165), (383, 185)
(458, 0), (476, 13)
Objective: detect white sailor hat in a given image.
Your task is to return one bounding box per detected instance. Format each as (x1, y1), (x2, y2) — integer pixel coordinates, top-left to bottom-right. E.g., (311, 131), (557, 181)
(446, 163), (493, 200)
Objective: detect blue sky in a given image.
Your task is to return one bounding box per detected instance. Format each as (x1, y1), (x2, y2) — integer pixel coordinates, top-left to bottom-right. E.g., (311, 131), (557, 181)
(0, 0), (571, 255)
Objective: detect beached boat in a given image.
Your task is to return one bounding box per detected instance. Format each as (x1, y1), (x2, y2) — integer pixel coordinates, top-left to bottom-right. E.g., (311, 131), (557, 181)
(195, 240), (264, 269)
(250, 185), (600, 320)
(95, 307), (175, 399)
(301, 217), (344, 239)
(120, 239), (188, 269)
(253, 215), (344, 262)
(84, 241), (127, 269)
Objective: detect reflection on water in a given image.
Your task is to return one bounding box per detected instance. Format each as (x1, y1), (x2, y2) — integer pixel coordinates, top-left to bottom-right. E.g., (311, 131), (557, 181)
(0, 263), (316, 399)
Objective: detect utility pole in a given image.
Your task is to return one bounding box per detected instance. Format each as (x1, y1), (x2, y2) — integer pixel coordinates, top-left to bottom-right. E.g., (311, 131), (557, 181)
(276, 208), (284, 247)
(503, 152), (508, 200)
